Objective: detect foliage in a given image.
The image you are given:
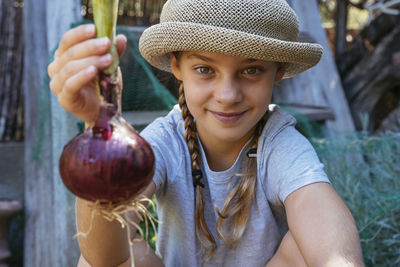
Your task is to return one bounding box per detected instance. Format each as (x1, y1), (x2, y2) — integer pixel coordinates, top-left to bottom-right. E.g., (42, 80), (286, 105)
(312, 131), (400, 266)
(318, 0), (370, 29)
(139, 196), (158, 251)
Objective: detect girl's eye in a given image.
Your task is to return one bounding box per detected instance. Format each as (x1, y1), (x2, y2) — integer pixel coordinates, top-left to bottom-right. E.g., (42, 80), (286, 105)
(243, 67), (262, 75)
(195, 67), (213, 75)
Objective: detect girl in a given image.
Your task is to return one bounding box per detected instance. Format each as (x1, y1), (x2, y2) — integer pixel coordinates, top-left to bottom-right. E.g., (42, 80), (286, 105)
(48, 0), (364, 266)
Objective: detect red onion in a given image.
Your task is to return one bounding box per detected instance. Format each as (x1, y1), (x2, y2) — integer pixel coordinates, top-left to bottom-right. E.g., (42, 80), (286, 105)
(59, 0), (154, 203)
(59, 107), (154, 202)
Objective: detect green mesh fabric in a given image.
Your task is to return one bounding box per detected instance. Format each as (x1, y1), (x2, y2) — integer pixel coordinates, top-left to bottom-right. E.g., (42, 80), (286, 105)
(116, 24), (177, 111)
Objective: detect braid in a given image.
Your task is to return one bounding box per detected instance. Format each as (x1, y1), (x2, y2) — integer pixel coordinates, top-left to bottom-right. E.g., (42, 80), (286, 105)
(179, 85), (200, 170)
(178, 84), (217, 257)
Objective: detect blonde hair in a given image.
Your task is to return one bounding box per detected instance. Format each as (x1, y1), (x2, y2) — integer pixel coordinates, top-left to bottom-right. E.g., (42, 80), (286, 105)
(178, 83), (267, 260)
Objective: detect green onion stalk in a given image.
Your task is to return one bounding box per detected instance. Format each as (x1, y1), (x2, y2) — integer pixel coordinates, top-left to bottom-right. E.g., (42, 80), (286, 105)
(92, 0), (121, 117)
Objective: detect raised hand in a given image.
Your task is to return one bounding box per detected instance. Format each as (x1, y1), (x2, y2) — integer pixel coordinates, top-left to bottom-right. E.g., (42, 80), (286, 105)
(48, 24), (126, 124)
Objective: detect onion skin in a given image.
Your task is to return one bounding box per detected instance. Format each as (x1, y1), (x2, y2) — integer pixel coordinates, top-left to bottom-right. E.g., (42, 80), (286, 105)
(59, 112), (155, 203)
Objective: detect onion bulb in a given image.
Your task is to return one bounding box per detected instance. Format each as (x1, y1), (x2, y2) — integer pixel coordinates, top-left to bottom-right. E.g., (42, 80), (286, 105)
(59, 104), (155, 203)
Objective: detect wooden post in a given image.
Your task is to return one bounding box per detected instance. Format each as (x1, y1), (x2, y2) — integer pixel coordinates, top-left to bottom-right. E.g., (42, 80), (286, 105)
(273, 0), (355, 136)
(23, 0), (82, 266)
(335, 0), (348, 61)
(47, 1), (82, 266)
(0, 0), (24, 141)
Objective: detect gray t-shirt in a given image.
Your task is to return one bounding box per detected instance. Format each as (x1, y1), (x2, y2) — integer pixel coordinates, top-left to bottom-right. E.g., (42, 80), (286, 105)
(140, 104), (330, 267)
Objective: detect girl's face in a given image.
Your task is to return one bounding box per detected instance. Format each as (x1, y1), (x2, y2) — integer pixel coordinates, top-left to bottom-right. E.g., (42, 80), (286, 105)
(171, 51), (285, 147)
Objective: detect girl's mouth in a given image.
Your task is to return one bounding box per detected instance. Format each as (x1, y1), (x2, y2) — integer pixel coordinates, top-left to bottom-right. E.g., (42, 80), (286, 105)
(209, 110), (246, 123)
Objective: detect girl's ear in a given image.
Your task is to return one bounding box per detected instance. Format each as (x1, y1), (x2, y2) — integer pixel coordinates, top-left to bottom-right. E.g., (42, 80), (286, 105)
(170, 53), (183, 81)
(274, 63), (287, 83)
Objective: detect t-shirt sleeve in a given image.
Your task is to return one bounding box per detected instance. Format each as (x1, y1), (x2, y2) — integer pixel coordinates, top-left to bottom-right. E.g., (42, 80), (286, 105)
(140, 119), (167, 193)
(265, 126), (330, 205)
(140, 116), (184, 195)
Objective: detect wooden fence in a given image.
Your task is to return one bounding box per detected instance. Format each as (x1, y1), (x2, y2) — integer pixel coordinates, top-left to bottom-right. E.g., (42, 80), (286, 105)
(0, 0), (24, 141)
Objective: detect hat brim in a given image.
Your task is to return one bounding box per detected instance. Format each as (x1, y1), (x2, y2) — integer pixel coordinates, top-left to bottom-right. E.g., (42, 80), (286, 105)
(139, 22), (323, 79)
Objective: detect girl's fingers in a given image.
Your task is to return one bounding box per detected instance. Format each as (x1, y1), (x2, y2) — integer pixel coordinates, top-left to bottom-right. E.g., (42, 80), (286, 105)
(57, 24), (96, 58)
(61, 37), (111, 64)
(57, 66), (98, 109)
(49, 27), (124, 80)
(50, 54), (113, 95)
(49, 37), (111, 79)
(116, 34), (127, 58)
(49, 24), (97, 78)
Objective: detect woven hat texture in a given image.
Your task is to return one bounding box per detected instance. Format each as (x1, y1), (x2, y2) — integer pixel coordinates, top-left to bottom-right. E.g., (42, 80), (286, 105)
(139, 0), (323, 78)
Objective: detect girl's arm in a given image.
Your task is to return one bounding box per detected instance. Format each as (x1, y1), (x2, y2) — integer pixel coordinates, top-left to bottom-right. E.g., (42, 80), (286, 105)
(283, 182), (364, 267)
(77, 240), (162, 267)
(266, 231), (307, 267)
(76, 182), (164, 267)
(49, 25), (163, 266)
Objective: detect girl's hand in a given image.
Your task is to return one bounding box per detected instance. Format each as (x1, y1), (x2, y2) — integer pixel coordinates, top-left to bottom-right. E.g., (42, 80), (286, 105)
(48, 24), (127, 124)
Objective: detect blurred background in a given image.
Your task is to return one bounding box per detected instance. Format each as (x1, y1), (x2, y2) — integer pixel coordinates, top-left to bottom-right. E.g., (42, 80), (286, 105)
(0, 0), (399, 266)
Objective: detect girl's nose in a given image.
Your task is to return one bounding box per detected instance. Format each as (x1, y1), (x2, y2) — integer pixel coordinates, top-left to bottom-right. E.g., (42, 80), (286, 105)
(213, 76), (243, 105)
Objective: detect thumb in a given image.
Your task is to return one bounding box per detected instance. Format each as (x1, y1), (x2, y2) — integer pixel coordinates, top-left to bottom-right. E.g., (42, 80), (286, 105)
(116, 34), (127, 59)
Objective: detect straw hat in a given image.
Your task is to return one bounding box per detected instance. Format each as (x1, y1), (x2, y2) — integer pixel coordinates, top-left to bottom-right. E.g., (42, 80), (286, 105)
(139, 0), (323, 79)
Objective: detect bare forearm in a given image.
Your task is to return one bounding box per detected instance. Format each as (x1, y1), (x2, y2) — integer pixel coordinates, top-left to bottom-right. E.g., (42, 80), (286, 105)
(266, 231), (307, 267)
(266, 228), (364, 267)
(295, 201), (364, 266)
(75, 183), (161, 267)
(76, 197), (131, 267)
(306, 224), (364, 267)
(78, 240), (164, 267)
(285, 183), (365, 267)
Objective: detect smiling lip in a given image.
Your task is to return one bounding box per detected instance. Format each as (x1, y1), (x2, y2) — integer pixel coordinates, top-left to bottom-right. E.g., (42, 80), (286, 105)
(210, 110), (246, 123)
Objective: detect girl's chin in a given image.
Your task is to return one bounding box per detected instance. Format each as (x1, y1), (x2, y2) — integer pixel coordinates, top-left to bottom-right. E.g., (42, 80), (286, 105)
(213, 129), (254, 144)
